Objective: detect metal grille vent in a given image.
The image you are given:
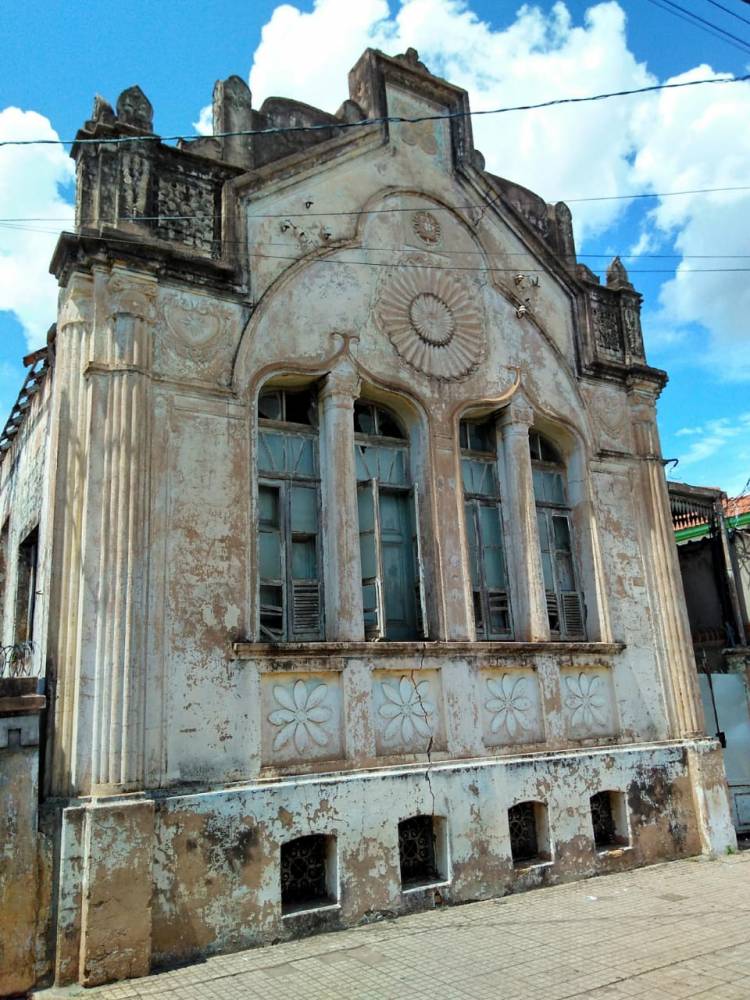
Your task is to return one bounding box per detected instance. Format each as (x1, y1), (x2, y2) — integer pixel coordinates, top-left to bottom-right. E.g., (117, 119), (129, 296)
(280, 834), (330, 910)
(590, 792), (617, 848)
(398, 815), (439, 887)
(508, 802), (539, 863)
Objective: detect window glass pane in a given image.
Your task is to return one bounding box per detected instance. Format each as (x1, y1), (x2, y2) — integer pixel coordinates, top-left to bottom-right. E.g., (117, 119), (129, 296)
(289, 436), (316, 476)
(484, 548), (506, 589)
(479, 504), (502, 546)
(379, 491), (417, 639)
(355, 444), (375, 481)
(556, 552), (575, 592)
(536, 511), (550, 552)
(376, 407), (404, 439)
(258, 391), (282, 421)
(357, 486), (377, 580)
(258, 430), (285, 473)
(459, 422), (470, 450)
(464, 502), (480, 589)
(541, 552), (555, 592)
(354, 402), (375, 435)
(378, 446), (407, 486)
(539, 435), (560, 463)
(291, 485), (317, 534)
(259, 531), (282, 581)
(552, 515), (571, 552)
(532, 467), (544, 500)
(260, 585), (283, 639)
(284, 389), (315, 426)
(292, 539), (317, 580)
(259, 485), (279, 526)
(549, 472), (565, 503)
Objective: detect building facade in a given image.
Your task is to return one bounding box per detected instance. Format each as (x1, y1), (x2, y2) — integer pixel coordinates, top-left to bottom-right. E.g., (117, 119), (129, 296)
(0, 48), (736, 991)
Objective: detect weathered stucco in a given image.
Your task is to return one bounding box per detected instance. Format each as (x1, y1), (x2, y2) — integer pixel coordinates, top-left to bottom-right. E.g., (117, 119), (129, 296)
(0, 47), (737, 991)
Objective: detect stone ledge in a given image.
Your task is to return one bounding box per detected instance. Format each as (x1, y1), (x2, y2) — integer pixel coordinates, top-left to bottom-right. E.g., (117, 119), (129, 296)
(232, 640), (625, 659)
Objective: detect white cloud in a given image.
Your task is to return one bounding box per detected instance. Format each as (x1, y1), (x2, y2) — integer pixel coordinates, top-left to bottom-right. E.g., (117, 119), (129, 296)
(193, 103), (214, 136)
(241, 0), (652, 241)
(674, 413), (750, 469)
(629, 66), (750, 380)
(0, 108), (74, 349)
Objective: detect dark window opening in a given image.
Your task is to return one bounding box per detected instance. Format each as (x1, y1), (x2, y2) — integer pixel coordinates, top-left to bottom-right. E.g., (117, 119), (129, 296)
(15, 527), (39, 645)
(590, 791), (628, 849)
(354, 401), (405, 440)
(280, 834), (335, 913)
(508, 802), (540, 864)
(398, 815), (441, 887)
(259, 387), (317, 427)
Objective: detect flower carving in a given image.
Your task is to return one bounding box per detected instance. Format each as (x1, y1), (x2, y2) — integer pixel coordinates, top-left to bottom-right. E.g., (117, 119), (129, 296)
(485, 674), (533, 739)
(412, 210), (441, 244)
(268, 680), (332, 754)
(375, 266), (485, 380)
(564, 672), (607, 732)
(379, 676), (435, 744)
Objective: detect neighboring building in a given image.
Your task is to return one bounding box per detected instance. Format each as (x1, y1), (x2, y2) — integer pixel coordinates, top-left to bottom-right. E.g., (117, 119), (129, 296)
(0, 48), (735, 992)
(669, 481), (750, 833)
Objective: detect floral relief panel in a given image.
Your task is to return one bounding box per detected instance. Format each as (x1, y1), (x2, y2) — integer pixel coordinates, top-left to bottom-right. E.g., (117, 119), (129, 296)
(261, 672), (343, 766)
(480, 668), (544, 748)
(372, 669), (445, 756)
(560, 666), (618, 740)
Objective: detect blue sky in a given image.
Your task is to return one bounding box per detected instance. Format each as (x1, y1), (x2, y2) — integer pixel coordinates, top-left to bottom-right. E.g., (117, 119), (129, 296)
(1, 0), (749, 495)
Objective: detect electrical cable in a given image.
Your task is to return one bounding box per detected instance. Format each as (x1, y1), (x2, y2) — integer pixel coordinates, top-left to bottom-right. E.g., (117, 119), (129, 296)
(646, 0), (750, 53)
(0, 184), (749, 225)
(703, 0), (750, 29)
(0, 73), (749, 149)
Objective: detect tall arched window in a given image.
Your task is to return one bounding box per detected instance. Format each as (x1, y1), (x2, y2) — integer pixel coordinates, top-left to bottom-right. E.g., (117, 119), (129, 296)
(460, 417), (512, 639)
(530, 430), (585, 639)
(354, 401), (427, 640)
(257, 387), (323, 641)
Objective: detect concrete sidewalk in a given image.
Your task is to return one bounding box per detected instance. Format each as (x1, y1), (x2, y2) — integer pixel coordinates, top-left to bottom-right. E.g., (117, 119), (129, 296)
(39, 853), (750, 1000)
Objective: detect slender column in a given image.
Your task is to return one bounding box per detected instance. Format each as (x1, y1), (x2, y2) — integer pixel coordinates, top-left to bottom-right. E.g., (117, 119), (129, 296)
(499, 396), (549, 641)
(629, 384), (703, 738)
(431, 428), (473, 640)
(319, 361), (364, 641)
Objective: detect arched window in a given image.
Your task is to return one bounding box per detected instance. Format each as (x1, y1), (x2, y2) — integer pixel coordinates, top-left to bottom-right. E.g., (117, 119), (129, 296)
(530, 430), (585, 639)
(460, 417), (512, 639)
(257, 387), (323, 640)
(354, 401), (426, 640)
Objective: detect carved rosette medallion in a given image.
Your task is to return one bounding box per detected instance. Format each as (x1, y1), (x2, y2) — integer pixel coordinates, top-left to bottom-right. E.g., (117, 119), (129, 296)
(376, 267), (485, 380)
(412, 210), (441, 245)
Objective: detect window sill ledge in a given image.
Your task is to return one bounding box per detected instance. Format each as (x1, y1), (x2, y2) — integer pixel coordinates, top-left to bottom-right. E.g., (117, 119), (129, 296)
(282, 900), (341, 920)
(233, 640), (625, 659)
(401, 878), (451, 895)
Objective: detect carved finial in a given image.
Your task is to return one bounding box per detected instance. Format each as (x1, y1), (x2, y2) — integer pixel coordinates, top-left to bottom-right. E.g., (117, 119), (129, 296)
(91, 95), (115, 125)
(116, 85), (154, 132)
(606, 256), (633, 290)
(395, 47), (430, 73)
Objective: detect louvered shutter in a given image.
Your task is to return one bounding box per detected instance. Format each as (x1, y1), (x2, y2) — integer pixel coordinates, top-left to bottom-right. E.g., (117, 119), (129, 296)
(291, 581), (322, 639)
(560, 591), (585, 638)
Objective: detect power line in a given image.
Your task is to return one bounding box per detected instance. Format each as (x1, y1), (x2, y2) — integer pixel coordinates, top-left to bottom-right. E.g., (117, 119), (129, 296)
(0, 183), (749, 226)
(3, 220), (750, 262)
(646, 0), (750, 53)
(1, 73), (749, 149)
(703, 0), (750, 29)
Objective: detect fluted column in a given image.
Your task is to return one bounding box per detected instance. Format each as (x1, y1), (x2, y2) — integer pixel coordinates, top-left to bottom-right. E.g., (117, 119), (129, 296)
(629, 382), (703, 738)
(499, 395), (549, 641)
(45, 276), (94, 797)
(431, 426), (473, 640)
(319, 361), (364, 641)
(73, 267), (156, 793)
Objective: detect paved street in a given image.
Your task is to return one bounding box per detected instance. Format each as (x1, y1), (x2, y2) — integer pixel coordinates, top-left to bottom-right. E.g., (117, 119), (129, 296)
(39, 853), (750, 1000)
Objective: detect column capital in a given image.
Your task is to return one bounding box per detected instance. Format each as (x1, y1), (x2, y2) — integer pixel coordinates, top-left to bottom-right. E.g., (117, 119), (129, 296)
(320, 359), (361, 403)
(498, 393), (535, 430)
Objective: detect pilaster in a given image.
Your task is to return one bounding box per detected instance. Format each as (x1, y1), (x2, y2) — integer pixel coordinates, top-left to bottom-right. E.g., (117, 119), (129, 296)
(629, 380), (703, 738)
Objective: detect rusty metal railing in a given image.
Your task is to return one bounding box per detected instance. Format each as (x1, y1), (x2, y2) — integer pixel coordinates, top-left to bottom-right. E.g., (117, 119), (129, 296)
(0, 642), (35, 679)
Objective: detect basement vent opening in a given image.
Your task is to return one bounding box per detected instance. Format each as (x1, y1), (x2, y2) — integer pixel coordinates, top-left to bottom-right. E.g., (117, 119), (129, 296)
(590, 790), (629, 850)
(508, 801), (551, 866)
(398, 814), (445, 888)
(280, 834), (337, 914)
